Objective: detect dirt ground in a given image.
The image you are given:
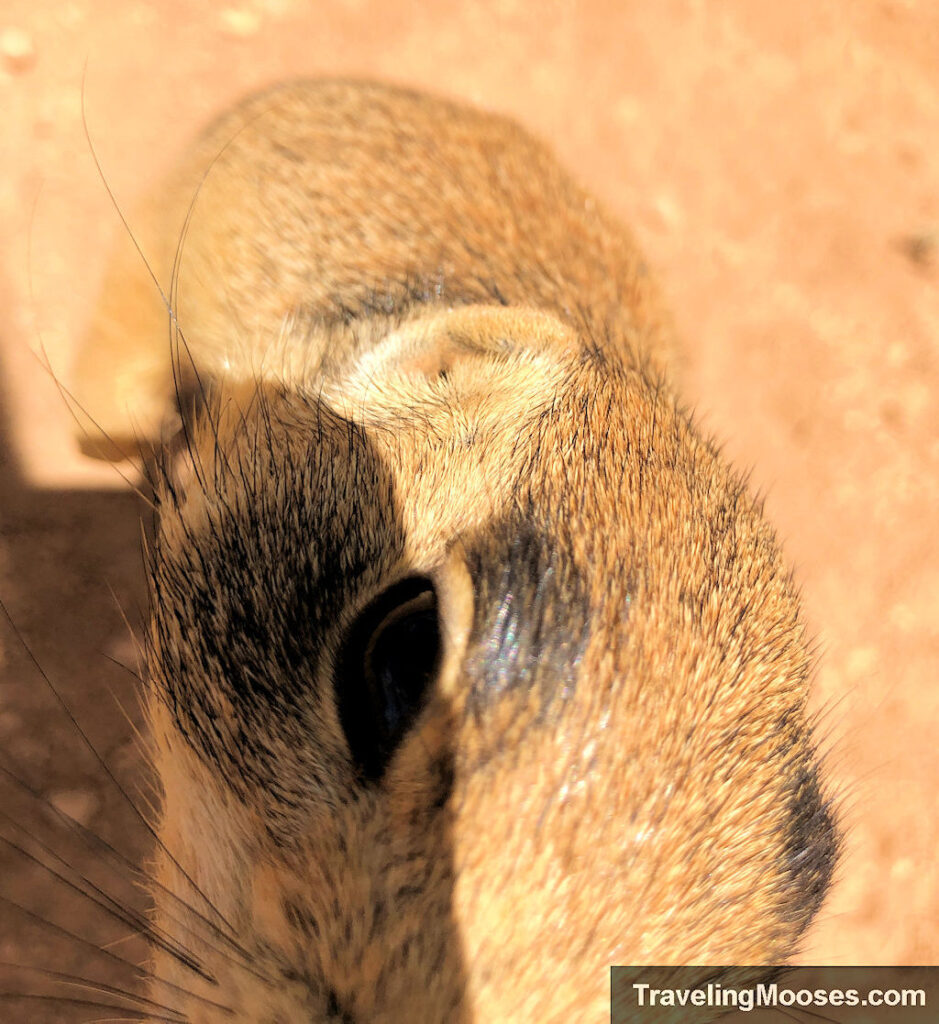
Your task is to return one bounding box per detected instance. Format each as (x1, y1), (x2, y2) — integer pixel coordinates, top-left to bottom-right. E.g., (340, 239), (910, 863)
(1, 0), (937, 1015)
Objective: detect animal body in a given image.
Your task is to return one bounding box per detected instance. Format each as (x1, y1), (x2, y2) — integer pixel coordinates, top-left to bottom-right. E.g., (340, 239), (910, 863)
(69, 79), (838, 1022)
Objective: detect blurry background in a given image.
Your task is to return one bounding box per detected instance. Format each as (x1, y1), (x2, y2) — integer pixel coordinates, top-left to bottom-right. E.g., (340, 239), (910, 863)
(0, 0), (936, 996)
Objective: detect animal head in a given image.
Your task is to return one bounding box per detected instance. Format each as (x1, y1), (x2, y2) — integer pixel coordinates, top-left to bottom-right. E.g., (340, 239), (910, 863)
(132, 304), (835, 1021)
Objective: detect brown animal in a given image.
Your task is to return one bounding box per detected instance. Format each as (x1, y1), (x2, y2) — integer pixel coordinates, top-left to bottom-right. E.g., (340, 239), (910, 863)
(71, 79), (838, 1022)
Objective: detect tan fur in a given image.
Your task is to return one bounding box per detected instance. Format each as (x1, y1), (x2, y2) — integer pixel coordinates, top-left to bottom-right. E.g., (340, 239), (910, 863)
(73, 80), (837, 1023)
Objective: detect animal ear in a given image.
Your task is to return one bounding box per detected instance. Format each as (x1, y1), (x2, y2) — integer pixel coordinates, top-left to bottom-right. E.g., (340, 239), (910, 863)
(339, 305), (578, 391)
(71, 293), (578, 462)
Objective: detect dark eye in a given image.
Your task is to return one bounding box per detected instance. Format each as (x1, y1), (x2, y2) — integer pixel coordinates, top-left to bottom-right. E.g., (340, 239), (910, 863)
(336, 576), (441, 781)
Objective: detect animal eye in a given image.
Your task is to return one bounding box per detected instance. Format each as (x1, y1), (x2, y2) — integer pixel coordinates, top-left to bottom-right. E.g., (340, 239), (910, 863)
(336, 576), (441, 781)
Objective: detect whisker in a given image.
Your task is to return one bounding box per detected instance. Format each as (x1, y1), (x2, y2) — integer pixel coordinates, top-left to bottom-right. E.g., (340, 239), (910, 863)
(101, 929), (148, 952)
(0, 892), (144, 977)
(30, 341), (160, 510)
(0, 991), (185, 1022)
(160, 95), (308, 504)
(101, 650), (143, 682)
(160, 125), (252, 502)
(771, 1004), (841, 1024)
(0, 961), (191, 1023)
(0, 594), (241, 942)
(105, 576), (148, 655)
(91, 1019), (184, 1024)
(24, 173), (151, 494)
(0, 896), (233, 1016)
(80, 64), (173, 323)
(0, 830), (212, 982)
(92, 1020), (175, 1024)
(165, 323), (212, 497)
(0, 755), (263, 973)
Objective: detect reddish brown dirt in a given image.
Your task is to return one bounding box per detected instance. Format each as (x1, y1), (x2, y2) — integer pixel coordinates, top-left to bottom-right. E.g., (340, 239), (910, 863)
(1, 1), (937, 1016)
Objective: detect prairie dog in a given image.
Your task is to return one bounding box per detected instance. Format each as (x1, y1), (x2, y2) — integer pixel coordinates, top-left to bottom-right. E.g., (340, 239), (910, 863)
(72, 80), (838, 1022)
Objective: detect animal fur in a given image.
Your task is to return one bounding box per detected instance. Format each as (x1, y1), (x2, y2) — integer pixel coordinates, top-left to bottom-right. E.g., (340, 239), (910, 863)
(72, 80), (838, 1023)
